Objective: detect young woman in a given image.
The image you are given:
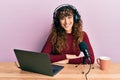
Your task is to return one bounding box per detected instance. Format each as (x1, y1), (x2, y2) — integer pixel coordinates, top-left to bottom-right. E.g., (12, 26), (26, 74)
(41, 4), (95, 64)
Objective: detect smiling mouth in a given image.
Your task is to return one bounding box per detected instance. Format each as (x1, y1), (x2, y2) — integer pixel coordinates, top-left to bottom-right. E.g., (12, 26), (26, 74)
(64, 23), (71, 27)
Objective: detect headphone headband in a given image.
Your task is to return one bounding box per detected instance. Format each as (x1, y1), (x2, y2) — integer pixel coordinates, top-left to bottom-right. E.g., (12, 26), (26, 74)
(53, 4), (77, 18)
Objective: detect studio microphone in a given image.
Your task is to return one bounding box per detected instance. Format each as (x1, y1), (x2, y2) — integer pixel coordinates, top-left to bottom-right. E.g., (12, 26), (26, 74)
(79, 42), (91, 61)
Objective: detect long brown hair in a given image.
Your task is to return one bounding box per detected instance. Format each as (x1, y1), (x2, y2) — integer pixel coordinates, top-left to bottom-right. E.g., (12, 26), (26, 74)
(49, 5), (84, 54)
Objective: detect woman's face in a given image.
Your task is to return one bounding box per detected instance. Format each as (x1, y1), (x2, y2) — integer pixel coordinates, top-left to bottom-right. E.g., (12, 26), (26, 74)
(59, 14), (74, 33)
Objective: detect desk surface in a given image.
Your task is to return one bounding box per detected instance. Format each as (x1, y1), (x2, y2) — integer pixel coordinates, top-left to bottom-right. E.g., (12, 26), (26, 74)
(0, 62), (120, 80)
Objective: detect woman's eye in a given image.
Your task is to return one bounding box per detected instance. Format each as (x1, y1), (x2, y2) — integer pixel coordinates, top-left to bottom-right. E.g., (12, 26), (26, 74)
(60, 17), (64, 20)
(60, 17), (65, 20)
(68, 16), (72, 19)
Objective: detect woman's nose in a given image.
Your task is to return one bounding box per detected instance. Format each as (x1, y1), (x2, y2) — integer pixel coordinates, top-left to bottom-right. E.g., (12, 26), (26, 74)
(64, 18), (69, 24)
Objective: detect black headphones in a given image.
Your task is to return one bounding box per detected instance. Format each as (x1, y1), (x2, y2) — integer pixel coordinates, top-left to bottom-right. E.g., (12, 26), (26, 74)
(53, 4), (81, 26)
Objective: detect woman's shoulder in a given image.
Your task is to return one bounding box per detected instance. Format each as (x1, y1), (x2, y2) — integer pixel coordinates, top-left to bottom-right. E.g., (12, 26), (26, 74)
(82, 31), (88, 36)
(82, 31), (89, 39)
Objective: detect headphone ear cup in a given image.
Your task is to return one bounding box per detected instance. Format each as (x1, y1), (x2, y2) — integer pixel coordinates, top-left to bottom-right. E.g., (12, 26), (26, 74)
(74, 10), (80, 22)
(53, 13), (58, 26)
(54, 17), (59, 27)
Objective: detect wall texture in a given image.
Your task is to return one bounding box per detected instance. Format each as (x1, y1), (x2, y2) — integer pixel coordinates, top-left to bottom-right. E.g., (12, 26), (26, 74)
(0, 0), (120, 62)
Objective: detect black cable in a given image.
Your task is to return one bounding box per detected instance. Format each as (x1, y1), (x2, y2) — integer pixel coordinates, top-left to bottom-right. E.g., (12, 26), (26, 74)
(75, 58), (93, 80)
(84, 58), (92, 80)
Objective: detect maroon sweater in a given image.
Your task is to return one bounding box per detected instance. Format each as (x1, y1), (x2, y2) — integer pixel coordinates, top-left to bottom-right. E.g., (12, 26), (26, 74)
(41, 31), (95, 64)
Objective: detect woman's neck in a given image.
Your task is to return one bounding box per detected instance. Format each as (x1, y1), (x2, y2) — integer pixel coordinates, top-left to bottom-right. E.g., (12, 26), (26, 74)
(66, 30), (72, 34)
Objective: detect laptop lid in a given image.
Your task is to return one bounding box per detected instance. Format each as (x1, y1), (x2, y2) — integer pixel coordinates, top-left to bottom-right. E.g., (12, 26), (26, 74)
(14, 49), (64, 76)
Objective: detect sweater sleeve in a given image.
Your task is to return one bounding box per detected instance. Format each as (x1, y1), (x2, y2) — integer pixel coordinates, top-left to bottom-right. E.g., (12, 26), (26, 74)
(41, 35), (66, 63)
(68, 31), (95, 64)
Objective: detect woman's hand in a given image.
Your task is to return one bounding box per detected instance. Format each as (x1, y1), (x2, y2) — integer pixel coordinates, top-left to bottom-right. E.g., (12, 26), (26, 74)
(54, 54), (80, 64)
(66, 54), (80, 59)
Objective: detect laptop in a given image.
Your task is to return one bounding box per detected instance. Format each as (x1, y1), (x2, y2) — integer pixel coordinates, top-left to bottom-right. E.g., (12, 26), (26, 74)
(14, 49), (64, 76)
